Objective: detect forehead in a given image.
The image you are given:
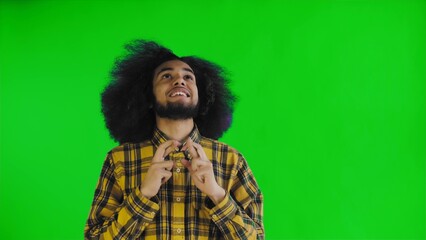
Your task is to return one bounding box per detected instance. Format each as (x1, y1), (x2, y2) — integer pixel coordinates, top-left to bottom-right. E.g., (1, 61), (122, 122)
(154, 60), (193, 74)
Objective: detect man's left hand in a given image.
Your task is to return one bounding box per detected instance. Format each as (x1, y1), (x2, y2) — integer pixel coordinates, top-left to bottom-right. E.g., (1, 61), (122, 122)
(180, 138), (226, 205)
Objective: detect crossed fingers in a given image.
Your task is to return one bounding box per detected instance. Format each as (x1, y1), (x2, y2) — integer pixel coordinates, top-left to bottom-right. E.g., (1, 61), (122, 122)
(180, 138), (211, 183)
(152, 139), (212, 185)
(152, 140), (180, 176)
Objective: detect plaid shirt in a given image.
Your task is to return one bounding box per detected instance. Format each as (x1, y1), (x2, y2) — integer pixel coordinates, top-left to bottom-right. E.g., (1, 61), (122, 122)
(85, 126), (264, 239)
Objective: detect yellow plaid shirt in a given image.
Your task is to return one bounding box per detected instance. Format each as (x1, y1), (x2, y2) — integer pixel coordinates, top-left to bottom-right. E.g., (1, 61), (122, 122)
(85, 127), (264, 239)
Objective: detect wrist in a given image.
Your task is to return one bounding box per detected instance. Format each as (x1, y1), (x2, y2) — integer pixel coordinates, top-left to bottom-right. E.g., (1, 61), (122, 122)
(140, 185), (153, 199)
(209, 187), (226, 205)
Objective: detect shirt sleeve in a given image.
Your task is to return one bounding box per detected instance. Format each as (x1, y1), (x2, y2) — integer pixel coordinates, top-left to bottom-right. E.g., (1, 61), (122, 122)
(84, 152), (160, 240)
(208, 153), (265, 240)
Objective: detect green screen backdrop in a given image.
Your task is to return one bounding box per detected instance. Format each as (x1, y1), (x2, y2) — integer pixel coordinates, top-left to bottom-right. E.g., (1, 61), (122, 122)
(0, 0), (425, 239)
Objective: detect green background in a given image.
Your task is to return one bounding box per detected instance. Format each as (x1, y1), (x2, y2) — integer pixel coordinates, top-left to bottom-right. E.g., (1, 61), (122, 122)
(0, 0), (425, 239)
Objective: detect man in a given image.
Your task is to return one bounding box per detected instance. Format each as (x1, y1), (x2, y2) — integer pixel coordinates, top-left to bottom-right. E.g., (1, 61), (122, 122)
(85, 40), (264, 239)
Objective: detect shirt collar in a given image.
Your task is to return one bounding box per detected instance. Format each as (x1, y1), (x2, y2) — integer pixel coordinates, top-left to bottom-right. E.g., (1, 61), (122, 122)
(151, 125), (202, 148)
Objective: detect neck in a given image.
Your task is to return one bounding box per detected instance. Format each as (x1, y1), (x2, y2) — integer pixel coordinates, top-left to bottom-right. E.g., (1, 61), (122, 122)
(155, 116), (194, 142)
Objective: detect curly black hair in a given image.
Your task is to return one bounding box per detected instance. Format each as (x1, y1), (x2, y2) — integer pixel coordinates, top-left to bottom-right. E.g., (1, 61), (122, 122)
(101, 40), (236, 144)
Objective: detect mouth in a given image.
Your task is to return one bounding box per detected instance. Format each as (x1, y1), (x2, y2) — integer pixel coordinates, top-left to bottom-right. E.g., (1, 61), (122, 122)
(168, 87), (190, 98)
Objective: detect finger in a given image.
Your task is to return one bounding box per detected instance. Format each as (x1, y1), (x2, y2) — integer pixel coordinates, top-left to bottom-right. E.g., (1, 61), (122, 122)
(181, 159), (193, 172)
(194, 168), (211, 183)
(181, 158), (200, 175)
(181, 159), (208, 183)
(179, 140), (187, 151)
(161, 170), (173, 184)
(180, 138), (199, 161)
(155, 161), (174, 171)
(191, 157), (211, 172)
(193, 162), (212, 175)
(192, 142), (208, 161)
(194, 160), (212, 169)
(182, 139), (203, 172)
(191, 157), (202, 172)
(163, 141), (181, 157)
(160, 169), (173, 177)
(153, 140), (180, 162)
(166, 160), (176, 171)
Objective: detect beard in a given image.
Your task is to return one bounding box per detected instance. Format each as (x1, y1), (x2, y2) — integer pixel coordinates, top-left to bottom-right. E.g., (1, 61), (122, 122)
(154, 101), (199, 120)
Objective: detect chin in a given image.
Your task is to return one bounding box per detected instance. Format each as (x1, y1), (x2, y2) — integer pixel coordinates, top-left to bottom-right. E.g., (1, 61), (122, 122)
(155, 100), (199, 120)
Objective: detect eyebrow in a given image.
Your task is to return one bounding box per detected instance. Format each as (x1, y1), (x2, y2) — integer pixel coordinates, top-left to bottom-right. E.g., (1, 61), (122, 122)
(156, 67), (194, 77)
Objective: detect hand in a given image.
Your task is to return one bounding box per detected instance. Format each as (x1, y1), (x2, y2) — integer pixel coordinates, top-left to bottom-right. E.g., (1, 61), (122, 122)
(180, 138), (225, 205)
(140, 140), (180, 199)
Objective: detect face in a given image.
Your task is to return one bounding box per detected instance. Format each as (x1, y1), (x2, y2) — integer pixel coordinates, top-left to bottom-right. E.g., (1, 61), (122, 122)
(152, 60), (199, 119)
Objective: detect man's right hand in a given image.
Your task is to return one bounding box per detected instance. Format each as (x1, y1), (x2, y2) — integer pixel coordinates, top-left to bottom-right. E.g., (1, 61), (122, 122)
(140, 140), (180, 198)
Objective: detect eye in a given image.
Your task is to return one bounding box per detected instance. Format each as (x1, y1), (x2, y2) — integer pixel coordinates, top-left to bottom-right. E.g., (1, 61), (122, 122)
(161, 73), (172, 79)
(184, 75), (194, 81)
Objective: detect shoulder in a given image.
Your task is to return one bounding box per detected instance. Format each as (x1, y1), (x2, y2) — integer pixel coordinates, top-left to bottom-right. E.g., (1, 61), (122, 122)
(200, 136), (245, 165)
(106, 140), (153, 161)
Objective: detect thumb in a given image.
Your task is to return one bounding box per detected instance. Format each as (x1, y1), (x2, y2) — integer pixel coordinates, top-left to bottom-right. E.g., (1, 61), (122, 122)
(181, 159), (193, 171)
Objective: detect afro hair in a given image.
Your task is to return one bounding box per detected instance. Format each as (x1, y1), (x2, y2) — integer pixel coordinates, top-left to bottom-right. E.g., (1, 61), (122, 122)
(101, 40), (236, 144)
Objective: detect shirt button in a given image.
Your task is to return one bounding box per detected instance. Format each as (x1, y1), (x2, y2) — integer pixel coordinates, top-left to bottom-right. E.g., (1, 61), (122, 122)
(176, 228), (182, 234)
(176, 168), (181, 173)
(212, 214), (217, 219)
(151, 212), (155, 216)
(176, 197), (181, 202)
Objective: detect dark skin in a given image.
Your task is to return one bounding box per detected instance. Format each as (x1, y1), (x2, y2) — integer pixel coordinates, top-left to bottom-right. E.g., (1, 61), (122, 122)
(139, 60), (226, 204)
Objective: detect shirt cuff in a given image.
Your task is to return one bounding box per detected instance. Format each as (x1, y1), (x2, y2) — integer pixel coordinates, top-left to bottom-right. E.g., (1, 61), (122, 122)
(121, 186), (160, 224)
(208, 193), (238, 226)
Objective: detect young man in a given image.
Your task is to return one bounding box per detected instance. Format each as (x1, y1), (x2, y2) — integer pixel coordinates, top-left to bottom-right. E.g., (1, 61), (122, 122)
(84, 40), (264, 239)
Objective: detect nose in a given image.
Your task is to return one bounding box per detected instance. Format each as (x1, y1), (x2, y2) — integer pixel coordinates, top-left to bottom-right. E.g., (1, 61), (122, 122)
(173, 75), (186, 86)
